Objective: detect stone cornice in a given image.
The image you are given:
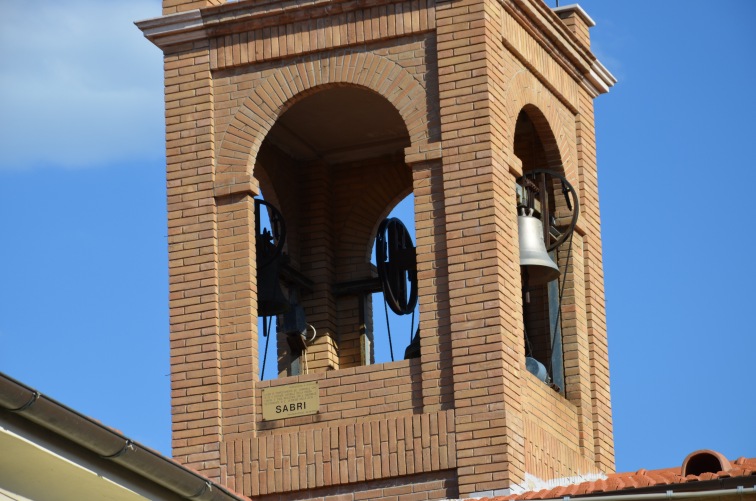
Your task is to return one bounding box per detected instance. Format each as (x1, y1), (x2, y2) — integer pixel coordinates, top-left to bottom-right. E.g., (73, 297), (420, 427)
(518, 0), (594, 63)
(135, 10), (207, 49)
(500, 0), (616, 97)
(588, 59), (618, 96)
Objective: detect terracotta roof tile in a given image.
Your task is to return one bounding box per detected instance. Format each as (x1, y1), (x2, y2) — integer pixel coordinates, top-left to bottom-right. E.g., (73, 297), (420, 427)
(469, 451), (756, 501)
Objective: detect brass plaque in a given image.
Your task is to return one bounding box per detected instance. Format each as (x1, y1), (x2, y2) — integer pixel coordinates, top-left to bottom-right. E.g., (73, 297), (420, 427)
(262, 381), (320, 421)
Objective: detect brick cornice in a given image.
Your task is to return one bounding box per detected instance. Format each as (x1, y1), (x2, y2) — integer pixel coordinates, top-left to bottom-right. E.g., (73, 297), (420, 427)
(203, 0), (431, 38)
(138, 0), (435, 52)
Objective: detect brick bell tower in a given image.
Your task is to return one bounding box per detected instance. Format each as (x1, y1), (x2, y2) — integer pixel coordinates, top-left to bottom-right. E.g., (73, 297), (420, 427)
(138, 0), (616, 498)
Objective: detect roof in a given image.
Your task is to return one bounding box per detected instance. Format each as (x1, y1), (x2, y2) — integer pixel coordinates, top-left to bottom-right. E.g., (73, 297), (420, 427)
(473, 452), (756, 501)
(0, 371), (248, 501)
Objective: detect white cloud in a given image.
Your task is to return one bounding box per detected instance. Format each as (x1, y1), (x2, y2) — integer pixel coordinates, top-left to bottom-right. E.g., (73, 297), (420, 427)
(0, 0), (164, 169)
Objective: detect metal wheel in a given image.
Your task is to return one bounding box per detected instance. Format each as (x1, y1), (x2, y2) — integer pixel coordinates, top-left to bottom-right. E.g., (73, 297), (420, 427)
(376, 217), (418, 316)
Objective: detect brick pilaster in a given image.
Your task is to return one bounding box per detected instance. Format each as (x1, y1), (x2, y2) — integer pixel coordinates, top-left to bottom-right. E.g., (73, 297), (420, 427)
(411, 157), (454, 412)
(561, 232), (596, 460)
(216, 188), (258, 437)
(576, 94), (615, 472)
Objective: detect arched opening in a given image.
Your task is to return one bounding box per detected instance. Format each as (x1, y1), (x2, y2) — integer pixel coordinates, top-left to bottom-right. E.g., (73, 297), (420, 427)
(514, 107), (575, 395)
(253, 85), (416, 380)
(370, 194), (419, 365)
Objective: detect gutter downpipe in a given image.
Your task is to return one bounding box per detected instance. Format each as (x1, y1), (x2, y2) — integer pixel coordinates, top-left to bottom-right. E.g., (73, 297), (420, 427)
(556, 486), (755, 501)
(0, 372), (246, 501)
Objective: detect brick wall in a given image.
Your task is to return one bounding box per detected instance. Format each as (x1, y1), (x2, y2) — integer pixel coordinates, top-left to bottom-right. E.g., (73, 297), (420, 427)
(221, 403), (456, 495)
(254, 471), (457, 501)
(141, 0), (616, 497)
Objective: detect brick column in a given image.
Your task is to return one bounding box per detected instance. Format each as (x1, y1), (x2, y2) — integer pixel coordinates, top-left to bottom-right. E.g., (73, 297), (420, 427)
(164, 39), (221, 478)
(436, 0), (526, 496)
(299, 162), (339, 373)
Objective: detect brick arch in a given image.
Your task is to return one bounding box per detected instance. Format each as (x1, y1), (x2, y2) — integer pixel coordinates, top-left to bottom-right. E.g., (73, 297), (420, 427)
(504, 71), (577, 184)
(215, 50), (431, 185)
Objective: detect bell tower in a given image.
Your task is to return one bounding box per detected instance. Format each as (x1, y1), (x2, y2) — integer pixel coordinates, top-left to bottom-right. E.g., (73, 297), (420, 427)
(138, 0), (616, 498)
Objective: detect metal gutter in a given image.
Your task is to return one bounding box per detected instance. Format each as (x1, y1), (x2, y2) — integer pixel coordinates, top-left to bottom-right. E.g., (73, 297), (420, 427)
(0, 372), (247, 501)
(551, 486), (756, 501)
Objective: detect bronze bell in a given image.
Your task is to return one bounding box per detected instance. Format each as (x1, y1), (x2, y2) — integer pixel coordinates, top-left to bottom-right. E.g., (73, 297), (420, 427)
(518, 208), (560, 286)
(257, 257), (290, 318)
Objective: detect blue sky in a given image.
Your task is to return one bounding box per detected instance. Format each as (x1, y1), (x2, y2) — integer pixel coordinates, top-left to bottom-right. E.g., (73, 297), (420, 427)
(1, 0), (754, 475)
